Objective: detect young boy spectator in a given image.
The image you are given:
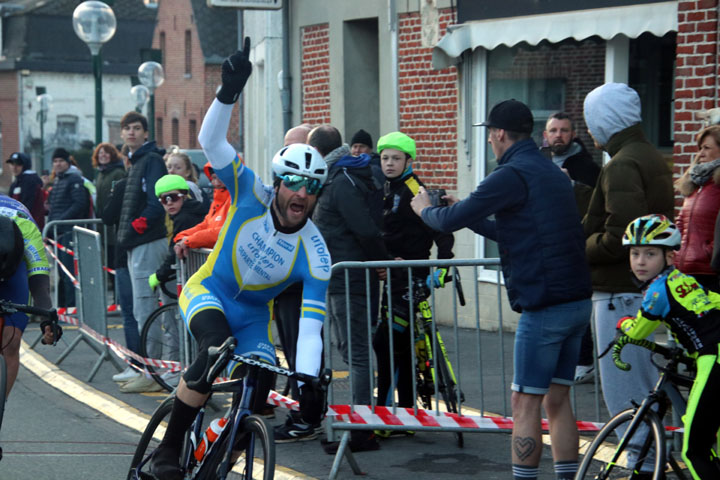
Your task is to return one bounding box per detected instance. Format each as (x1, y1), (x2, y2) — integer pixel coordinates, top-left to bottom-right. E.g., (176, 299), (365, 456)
(618, 214), (720, 480)
(6, 152), (45, 230)
(172, 162), (230, 257)
(373, 131), (454, 421)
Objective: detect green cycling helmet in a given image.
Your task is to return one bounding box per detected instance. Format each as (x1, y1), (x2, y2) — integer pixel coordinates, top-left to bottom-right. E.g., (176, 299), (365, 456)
(155, 174), (189, 197)
(377, 131), (416, 160)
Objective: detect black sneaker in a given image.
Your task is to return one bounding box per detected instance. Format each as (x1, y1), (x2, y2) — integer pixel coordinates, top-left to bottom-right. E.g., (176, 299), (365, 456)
(274, 416), (318, 443)
(147, 445), (182, 480)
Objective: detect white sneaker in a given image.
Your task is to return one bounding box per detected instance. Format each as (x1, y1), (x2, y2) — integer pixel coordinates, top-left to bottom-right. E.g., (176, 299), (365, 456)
(113, 367), (141, 383)
(119, 375), (163, 393)
(574, 365), (595, 384)
(160, 370), (180, 388)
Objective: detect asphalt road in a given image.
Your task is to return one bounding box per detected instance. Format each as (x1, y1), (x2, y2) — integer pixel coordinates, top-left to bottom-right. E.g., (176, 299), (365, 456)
(1, 318), (607, 480)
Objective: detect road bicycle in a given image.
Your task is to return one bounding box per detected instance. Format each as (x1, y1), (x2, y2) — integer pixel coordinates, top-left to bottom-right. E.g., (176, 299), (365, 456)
(129, 336), (331, 480)
(576, 335), (693, 480)
(408, 269), (466, 447)
(0, 299), (60, 461)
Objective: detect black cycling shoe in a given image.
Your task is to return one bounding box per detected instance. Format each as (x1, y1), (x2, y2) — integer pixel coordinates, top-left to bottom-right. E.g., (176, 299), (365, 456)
(147, 445), (182, 480)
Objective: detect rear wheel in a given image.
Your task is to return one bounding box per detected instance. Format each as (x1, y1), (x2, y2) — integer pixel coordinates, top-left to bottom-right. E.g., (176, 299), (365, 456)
(576, 408), (665, 480)
(140, 303), (187, 392)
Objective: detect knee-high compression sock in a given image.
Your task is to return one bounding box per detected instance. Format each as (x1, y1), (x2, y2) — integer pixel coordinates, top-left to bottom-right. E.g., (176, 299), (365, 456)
(160, 397), (201, 451)
(512, 464), (539, 480)
(554, 460), (578, 479)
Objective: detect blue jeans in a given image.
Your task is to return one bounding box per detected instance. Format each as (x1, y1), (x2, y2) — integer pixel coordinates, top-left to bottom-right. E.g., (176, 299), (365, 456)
(115, 266), (139, 357)
(513, 298), (591, 395)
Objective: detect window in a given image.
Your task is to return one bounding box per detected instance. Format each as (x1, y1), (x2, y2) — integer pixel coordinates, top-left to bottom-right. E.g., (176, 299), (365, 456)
(185, 30), (192, 76)
(56, 114), (78, 136)
(172, 118), (179, 146)
(159, 32), (166, 68)
(156, 117), (164, 147)
(188, 119), (197, 149)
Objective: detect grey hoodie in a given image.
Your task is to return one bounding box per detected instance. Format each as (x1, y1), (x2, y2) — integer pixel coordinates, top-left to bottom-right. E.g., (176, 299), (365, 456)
(583, 83), (642, 147)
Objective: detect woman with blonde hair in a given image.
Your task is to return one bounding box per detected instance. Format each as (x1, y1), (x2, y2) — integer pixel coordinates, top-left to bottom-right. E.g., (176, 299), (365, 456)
(675, 125), (720, 291)
(165, 150), (203, 203)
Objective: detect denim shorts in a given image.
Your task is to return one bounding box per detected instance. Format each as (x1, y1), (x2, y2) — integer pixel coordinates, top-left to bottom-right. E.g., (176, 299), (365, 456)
(512, 298), (592, 395)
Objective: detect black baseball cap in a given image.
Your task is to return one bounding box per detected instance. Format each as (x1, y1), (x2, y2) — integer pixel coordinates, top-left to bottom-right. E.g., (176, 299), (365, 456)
(6, 152), (29, 165)
(473, 99), (534, 134)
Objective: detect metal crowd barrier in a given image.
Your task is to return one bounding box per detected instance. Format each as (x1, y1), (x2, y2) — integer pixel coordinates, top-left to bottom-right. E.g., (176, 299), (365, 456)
(323, 258), (605, 479)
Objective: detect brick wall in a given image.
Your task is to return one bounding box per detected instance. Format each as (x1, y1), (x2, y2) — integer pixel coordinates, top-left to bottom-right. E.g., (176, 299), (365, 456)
(301, 24), (331, 126)
(493, 40), (606, 162)
(674, 0), (719, 205)
(397, 10), (458, 190)
(153, 0), (239, 152)
(0, 72), (20, 192)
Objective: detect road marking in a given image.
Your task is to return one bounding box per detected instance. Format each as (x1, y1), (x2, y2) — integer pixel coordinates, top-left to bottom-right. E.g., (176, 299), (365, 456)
(19, 341), (317, 479)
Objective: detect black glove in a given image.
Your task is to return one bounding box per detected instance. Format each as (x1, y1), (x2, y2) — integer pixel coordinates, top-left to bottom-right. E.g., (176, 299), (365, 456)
(216, 36), (252, 104)
(299, 383), (327, 425)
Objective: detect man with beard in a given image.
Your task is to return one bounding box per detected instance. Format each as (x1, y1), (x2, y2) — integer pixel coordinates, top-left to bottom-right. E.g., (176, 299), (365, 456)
(542, 112), (600, 384)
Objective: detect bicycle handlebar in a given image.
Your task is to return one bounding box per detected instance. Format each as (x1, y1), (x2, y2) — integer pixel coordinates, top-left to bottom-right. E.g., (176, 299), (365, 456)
(0, 299), (61, 346)
(611, 334), (694, 372)
(187, 336), (332, 392)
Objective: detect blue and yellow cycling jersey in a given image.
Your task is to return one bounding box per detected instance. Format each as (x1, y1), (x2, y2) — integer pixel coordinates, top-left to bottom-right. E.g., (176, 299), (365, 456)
(179, 153), (331, 362)
(620, 267), (720, 355)
(0, 194), (49, 277)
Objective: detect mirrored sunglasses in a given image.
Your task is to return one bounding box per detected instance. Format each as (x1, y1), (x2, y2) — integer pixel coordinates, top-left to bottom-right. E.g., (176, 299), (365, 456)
(279, 174), (322, 195)
(159, 192), (186, 205)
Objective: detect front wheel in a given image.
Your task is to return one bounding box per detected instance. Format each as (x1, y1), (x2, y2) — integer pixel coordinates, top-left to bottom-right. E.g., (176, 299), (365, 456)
(434, 344), (464, 448)
(127, 395), (175, 480)
(576, 408), (665, 480)
(196, 414), (275, 480)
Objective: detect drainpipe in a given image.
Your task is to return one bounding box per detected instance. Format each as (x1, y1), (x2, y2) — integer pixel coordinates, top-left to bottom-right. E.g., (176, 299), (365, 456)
(281, 1), (291, 133)
(389, 0), (398, 129)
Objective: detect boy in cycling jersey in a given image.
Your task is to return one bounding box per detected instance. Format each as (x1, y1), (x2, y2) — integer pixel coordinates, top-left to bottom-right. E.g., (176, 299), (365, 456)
(618, 214), (720, 480)
(148, 38), (331, 480)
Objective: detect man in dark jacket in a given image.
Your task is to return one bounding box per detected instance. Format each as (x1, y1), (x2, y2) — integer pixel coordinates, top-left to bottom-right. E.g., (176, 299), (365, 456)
(412, 100), (592, 480)
(309, 125), (389, 452)
(582, 83), (674, 479)
(48, 148), (91, 308)
(542, 112), (601, 383)
(116, 111), (169, 393)
(6, 152), (45, 230)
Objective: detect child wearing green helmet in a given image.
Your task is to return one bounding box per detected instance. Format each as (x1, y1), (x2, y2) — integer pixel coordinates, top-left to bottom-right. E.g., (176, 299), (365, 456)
(618, 214), (720, 479)
(373, 131), (454, 428)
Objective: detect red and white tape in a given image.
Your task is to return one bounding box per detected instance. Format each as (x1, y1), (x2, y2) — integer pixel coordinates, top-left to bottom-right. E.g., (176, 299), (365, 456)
(45, 238), (116, 275)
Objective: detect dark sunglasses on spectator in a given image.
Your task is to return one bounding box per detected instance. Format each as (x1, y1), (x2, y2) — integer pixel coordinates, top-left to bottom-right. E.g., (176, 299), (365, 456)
(279, 174), (322, 195)
(159, 192), (186, 205)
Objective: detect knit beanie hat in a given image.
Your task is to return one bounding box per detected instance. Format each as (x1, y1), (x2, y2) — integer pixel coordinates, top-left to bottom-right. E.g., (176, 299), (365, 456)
(52, 147), (71, 163)
(350, 129), (373, 149)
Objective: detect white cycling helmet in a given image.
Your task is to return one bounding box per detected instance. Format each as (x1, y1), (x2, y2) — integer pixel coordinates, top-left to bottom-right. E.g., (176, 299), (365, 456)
(271, 144), (328, 184)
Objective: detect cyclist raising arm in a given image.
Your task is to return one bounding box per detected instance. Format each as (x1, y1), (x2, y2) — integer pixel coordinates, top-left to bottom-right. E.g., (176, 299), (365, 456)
(148, 37), (331, 480)
(0, 194), (58, 396)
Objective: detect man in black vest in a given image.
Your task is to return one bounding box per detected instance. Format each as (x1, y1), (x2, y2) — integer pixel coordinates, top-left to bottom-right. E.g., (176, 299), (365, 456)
(116, 111), (168, 393)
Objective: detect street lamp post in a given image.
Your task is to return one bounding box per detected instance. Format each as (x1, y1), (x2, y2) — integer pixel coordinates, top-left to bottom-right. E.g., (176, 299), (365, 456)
(36, 93), (52, 172)
(72, 1), (116, 147)
(137, 62), (164, 141)
(131, 84), (150, 114)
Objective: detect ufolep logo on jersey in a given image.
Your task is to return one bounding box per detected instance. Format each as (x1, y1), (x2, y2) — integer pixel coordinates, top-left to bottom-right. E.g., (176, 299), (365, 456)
(310, 235), (330, 274)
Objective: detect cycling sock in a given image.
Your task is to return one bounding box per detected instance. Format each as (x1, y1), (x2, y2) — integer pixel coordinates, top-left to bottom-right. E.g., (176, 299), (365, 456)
(160, 397), (201, 451)
(512, 464), (538, 479)
(554, 460), (577, 479)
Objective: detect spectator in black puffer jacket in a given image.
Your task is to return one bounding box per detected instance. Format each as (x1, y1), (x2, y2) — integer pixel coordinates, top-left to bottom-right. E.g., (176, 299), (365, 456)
(6, 151), (45, 230)
(47, 147), (90, 308)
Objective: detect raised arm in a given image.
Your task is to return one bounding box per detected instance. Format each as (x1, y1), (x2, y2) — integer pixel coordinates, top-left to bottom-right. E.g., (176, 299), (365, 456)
(198, 37), (253, 171)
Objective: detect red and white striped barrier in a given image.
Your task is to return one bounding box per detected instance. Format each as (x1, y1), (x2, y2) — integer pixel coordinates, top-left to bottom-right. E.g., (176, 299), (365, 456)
(45, 238), (116, 275)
